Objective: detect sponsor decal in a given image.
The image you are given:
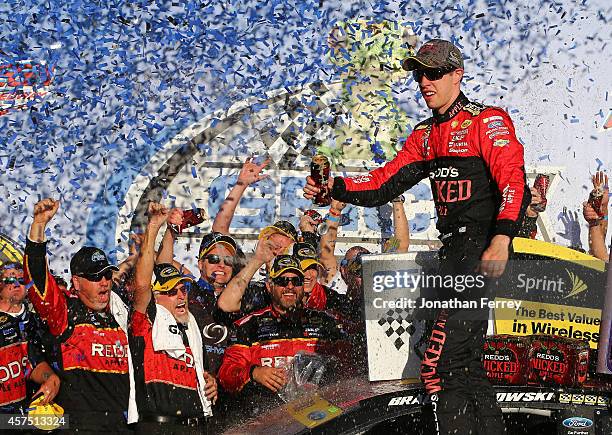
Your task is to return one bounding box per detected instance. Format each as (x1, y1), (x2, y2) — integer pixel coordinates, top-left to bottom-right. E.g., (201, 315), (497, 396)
(483, 115), (503, 123)
(451, 128), (468, 136)
(429, 167), (459, 179)
(564, 271), (588, 298)
(91, 251), (106, 262)
(308, 411), (327, 421)
(349, 174), (373, 184)
(496, 391), (555, 402)
(420, 311), (448, 394)
(0, 342), (29, 406)
(562, 417), (593, 429)
(559, 393), (608, 406)
(202, 323), (228, 345)
(494, 139), (510, 147)
(488, 121), (505, 129)
(487, 129), (510, 139)
(451, 120), (458, 128)
(460, 119), (472, 128)
(463, 102), (484, 116)
(261, 355), (294, 367)
(159, 266), (177, 277)
(433, 179), (471, 203)
(388, 395), (421, 406)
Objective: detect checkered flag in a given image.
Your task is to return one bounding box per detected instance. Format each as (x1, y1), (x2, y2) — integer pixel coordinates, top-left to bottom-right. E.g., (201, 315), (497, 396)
(256, 82), (345, 169)
(377, 308), (416, 351)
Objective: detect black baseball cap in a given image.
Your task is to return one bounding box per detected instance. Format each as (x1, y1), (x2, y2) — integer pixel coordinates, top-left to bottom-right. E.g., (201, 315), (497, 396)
(259, 220), (298, 243)
(402, 39), (464, 71)
(269, 255), (304, 279)
(199, 232), (238, 259)
(292, 242), (322, 271)
(152, 263), (194, 292)
(70, 247), (119, 277)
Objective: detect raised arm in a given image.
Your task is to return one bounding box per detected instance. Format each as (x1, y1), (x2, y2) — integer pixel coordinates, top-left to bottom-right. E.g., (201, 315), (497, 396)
(583, 172), (609, 262)
(133, 203), (168, 314)
(156, 208), (183, 264)
(303, 131), (428, 207)
(24, 199), (68, 336)
(212, 157), (269, 234)
(217, 237), (275, 313)
(319, 200), (347, 286)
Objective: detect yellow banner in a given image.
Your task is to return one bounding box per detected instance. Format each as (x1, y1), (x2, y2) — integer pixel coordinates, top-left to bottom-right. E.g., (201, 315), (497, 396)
(494, 298), (601, 349)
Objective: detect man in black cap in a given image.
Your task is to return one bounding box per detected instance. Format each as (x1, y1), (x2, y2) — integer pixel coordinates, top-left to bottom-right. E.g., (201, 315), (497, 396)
(217, 220), (298, 315)
(218, 255), (345, 407)
(24, 198), (131, 432)
(304, 39), (530, 434)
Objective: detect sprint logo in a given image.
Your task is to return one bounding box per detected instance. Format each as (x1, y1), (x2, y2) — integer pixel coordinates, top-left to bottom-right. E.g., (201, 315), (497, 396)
(564, 270), (587, 299)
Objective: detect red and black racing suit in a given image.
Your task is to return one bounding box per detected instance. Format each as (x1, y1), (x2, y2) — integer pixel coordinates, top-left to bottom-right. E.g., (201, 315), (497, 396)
(218, 305), (345, 422)
(331, 92), (530, 434)
(24, 240), (130, 433)
(0, 307), (45, 414)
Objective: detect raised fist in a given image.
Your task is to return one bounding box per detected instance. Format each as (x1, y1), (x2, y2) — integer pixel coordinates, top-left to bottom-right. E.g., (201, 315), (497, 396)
(33, 198), (59, 225)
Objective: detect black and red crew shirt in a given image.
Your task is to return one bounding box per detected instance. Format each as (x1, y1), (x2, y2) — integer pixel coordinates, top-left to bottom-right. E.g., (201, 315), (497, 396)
(129, 299), (204, 418)
(331, 92), (530, 237)
(0, 307), (45, 413)
(218, 305), (345, 394)
(23, 239), (129, 427)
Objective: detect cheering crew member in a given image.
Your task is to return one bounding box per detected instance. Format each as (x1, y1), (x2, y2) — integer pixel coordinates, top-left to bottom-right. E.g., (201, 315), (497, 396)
(304, 39), (530, 434)
(217, 221), (298, 315)
(291, 242), (345, 312)
(24, 198), (131, 433)
(218, 255), (345, 398)
(131, 203), (216, 434)
(0, 263), (60, 413)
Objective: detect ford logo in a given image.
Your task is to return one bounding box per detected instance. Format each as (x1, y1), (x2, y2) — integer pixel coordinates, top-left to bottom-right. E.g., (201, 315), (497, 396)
(562, 417), (593, 428)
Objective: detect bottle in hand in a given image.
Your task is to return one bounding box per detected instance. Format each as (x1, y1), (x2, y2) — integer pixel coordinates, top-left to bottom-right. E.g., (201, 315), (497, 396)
(310, 155), (332, 207)
(168, 208), (206, 234)
(531, 174), (550, 212)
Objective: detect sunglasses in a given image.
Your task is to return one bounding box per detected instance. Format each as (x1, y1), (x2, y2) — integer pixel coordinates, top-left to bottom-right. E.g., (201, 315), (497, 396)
(79, 271), (114, 282)
(203, 254), (234, 266)
(273, 276), (304, 287)
(163, 285), (188, 297)
(412, 67), (455, 83)
(1, 277), (25, 285)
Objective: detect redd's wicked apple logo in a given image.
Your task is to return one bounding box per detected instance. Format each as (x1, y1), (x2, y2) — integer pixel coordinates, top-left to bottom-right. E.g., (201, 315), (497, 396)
(529, 343), (568, 382)
(483, 342), (523, 384)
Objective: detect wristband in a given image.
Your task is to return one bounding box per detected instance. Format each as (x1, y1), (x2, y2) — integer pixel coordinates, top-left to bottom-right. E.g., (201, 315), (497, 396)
(602, 215), (608, 221)
(329, 208), (341, 217)
(325, 214), (340, 223)
(391, 195), (406, 203)
(249, 365), (258, 381)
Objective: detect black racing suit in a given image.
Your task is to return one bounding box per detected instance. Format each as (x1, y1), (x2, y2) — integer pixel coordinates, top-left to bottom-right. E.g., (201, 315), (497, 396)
(331, 92), (530, 434)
